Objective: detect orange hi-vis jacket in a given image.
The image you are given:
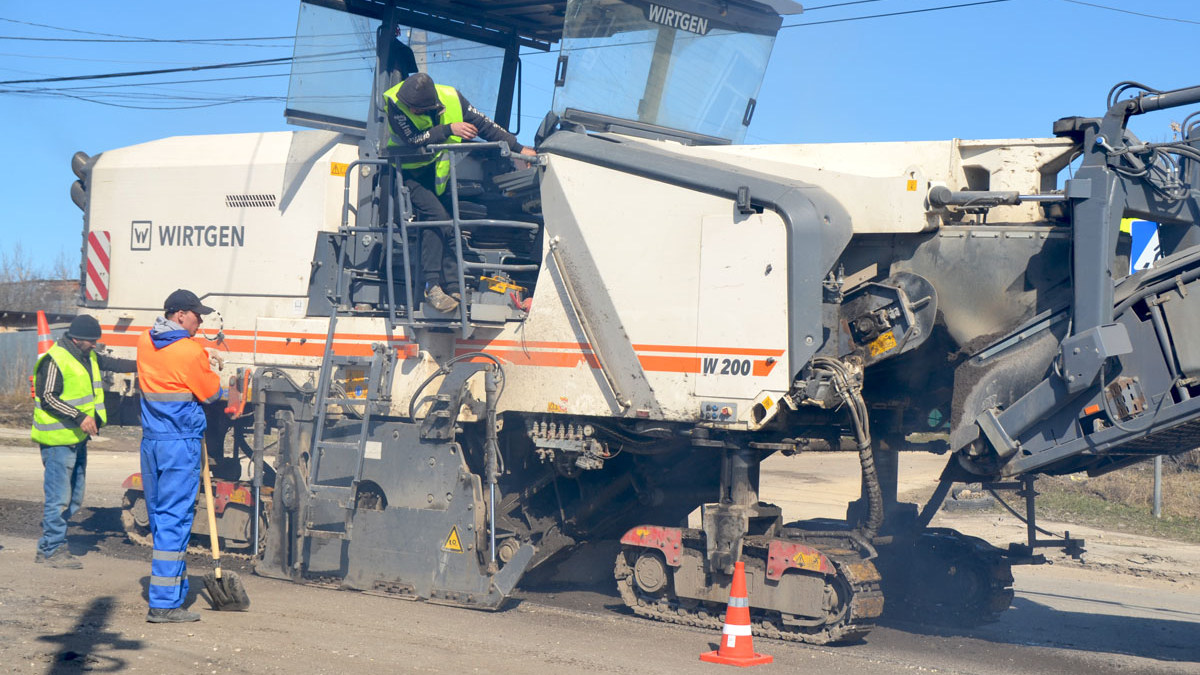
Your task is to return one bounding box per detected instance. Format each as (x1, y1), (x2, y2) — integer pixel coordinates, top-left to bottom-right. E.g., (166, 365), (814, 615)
(136, 324), (220, 440)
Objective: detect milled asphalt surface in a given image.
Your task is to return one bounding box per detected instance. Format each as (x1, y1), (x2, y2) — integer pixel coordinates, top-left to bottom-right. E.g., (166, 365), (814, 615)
(0, 426), (1198, 673)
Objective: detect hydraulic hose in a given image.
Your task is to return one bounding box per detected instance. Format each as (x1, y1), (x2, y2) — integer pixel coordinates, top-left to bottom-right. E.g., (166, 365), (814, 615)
(485, 367), (500, 571)
(251, 384), (266, 558)
(407, 351), (504, 421)
(813, 357), (884, 540)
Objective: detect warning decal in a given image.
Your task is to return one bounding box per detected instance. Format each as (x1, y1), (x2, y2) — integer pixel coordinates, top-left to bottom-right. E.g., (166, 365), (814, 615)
(443, 526), (463, 553)
(868, 331), (897, 357)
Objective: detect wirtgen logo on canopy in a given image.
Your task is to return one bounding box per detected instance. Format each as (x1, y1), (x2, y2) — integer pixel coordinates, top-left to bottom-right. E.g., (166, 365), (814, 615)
(130, 221), (245, 251)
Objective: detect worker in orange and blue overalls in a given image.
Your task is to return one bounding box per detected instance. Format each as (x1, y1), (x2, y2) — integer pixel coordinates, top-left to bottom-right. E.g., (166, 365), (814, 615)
(136, 289), (221, 624)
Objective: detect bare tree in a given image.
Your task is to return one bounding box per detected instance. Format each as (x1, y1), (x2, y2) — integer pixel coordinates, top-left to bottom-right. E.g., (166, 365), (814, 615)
(0, 242), (77, 313)
(52, 248), (78, 282)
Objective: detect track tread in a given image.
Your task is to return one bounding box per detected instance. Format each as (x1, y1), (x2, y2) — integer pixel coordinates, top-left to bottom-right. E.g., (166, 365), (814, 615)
(615, 533), (881, 645)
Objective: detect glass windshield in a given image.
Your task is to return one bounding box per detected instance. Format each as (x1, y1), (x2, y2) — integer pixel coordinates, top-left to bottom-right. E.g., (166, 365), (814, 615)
(287, 3), (508, 134)
(397, 28), (506, 121)
(553, 0), (777, 143)
(287, 2), (378, 133)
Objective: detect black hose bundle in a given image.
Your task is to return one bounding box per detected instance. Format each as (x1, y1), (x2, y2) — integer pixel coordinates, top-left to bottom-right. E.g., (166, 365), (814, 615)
(813, 357), (884, 540)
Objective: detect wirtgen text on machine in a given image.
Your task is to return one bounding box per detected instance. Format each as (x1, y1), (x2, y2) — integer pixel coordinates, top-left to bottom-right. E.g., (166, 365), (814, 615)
(646, 3), (710, 34)
(130, 221), (245, 250)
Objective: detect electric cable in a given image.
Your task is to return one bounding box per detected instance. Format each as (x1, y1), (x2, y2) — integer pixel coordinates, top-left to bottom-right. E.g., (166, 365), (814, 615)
(0, 49), (367, 85)
(2, 0), (1017, 109)
(1061, 0), (1200, 26)
(804, 0), (891, 10)
(782, 0), (1010, 28)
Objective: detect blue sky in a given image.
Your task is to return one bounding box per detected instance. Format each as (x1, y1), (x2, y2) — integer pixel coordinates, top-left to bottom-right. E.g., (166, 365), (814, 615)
(1, 0), (1197, 274)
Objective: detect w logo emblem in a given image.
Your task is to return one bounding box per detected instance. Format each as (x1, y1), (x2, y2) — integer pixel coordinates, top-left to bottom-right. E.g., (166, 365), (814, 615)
(131, 220), (151, 250)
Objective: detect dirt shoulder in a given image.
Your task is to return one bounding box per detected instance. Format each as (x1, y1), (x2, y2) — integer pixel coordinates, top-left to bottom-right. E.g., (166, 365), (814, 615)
(759, 451), (1200, 585)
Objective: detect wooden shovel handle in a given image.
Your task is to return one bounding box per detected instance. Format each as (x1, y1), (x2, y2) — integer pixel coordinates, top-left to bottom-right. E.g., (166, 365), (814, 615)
(200, 438), (223, 576)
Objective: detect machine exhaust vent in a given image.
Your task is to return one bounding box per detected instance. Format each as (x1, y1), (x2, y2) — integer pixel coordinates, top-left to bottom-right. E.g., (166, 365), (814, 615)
(226, 194), (277, 208)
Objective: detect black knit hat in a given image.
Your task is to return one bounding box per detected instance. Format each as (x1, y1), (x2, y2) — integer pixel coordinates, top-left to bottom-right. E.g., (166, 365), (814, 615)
(66, 315), (102, 341)
(397, 72), (441, 111)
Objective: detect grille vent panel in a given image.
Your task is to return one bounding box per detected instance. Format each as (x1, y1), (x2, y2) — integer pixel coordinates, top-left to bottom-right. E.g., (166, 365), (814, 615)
(226, 194), (277, 208)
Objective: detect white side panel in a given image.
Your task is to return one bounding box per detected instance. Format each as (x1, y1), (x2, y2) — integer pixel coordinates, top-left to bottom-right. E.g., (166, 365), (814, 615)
(491, 155), (793, 423)
(667, 137), (1076, 233)
(694, 214), (788, 399)
(89, 131), (358, 318)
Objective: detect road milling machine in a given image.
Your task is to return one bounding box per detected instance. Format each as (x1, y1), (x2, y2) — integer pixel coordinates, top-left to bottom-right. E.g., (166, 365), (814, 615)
(76, 0), (1200, 644)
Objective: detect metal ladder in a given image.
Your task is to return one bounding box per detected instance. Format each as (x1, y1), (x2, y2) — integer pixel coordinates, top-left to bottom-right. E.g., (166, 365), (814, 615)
(395, 142), (540, 336)
(301, 159), (400, 543)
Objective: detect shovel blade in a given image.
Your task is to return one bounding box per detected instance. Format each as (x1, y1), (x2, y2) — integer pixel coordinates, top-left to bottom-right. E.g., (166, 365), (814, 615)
(203, 570), (251, 611)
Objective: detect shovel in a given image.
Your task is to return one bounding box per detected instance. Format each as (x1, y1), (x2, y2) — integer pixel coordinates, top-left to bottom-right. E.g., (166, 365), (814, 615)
(200, 439), (251, 611)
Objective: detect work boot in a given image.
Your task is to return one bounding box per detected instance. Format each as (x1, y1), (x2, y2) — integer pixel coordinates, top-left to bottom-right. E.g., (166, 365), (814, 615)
(425, 284), (459, 313)
(34, 548), (83, 569)
(146, 607), (201, 623)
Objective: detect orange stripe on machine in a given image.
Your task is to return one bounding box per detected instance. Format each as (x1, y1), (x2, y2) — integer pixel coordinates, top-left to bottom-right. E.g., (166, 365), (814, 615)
(455, 339), (783, 376)
(100, 325), (415, 358)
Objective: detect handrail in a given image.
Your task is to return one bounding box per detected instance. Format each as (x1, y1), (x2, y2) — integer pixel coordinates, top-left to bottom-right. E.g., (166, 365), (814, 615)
(340, 159), (390, 228)
(384, 140), (539, 333)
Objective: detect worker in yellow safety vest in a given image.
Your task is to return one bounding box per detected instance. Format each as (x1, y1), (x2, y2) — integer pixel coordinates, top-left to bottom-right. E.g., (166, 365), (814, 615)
(383, 72), (536, 313)
(31, 314), (135, 568)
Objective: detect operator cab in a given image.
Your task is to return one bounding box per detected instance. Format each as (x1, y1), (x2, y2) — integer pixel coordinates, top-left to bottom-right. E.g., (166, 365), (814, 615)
(287, 0), (797, 332)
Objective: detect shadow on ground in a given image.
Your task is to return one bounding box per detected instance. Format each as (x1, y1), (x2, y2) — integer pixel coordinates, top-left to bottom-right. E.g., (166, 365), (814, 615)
(36, 596), (143, 674)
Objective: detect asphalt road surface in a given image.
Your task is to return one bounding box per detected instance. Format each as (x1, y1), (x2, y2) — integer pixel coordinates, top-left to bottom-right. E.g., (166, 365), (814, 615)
(0, 433), (1197, 674)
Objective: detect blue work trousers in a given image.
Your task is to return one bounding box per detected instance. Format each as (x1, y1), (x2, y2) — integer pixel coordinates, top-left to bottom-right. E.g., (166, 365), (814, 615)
(38, 441), (88, 557)
(140, 437), (201, 609)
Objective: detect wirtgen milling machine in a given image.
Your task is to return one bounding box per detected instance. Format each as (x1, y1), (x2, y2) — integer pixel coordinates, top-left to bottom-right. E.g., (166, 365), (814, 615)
(74, 0), (1200, 643)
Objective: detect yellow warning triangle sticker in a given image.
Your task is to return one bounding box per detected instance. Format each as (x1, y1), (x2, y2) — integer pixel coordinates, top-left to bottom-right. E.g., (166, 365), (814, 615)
(443, 526), (463, 553)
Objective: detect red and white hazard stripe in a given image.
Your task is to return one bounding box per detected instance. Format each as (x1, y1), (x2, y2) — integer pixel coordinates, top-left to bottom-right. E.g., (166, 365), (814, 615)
(85, 230), (111, 301)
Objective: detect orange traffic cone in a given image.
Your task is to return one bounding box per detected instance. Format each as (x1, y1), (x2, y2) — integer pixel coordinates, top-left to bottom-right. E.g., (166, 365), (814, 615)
(35, 311), (53, 355)
(29, 310), (53, 398)
(700, 561), (772, 667)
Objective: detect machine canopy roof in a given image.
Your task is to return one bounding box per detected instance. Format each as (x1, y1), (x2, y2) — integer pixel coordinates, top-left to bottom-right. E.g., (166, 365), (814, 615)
(303, 0), (799, 50)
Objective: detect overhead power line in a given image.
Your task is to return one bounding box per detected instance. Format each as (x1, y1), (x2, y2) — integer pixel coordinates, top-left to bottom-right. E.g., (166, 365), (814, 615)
(804, 0), (890, 10)
(782, 0), (1010, 28)
(0, 16), (295, 45)
(0, 53), (369, 86)
(1061, 0), (1200, 25)
(0, 34), (295, 45)
(0, 0), (1020, 108)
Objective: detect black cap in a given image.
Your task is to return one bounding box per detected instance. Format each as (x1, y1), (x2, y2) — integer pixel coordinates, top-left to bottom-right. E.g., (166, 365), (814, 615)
(397, 73), (441, 111)
(66, 315), (102, 342)
(164, 289), (214, 316)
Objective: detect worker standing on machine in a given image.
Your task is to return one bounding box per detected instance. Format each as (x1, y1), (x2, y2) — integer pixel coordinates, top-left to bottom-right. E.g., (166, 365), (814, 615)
(31, 314), (136, 569)
(136, 289), (221, 624)
(383, 72), (537, 313)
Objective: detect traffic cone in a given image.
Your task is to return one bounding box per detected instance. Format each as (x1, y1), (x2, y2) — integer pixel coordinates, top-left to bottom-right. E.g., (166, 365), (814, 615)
(29, 311), (53, 398)
(35, 311), (53, 356)
(700, 561), (772, 667)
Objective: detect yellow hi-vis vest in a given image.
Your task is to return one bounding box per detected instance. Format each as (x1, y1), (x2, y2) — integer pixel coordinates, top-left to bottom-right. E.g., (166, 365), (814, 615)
(31, 344), (105, 446)
(383, 81), (464, 196)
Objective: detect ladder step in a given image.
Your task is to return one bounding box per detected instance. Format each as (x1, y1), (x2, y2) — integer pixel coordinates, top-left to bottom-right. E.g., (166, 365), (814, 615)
(302, 528), (348, 540)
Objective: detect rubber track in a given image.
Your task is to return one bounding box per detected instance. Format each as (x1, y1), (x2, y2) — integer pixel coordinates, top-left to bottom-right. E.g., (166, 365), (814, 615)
(615, 536), (882, 645)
